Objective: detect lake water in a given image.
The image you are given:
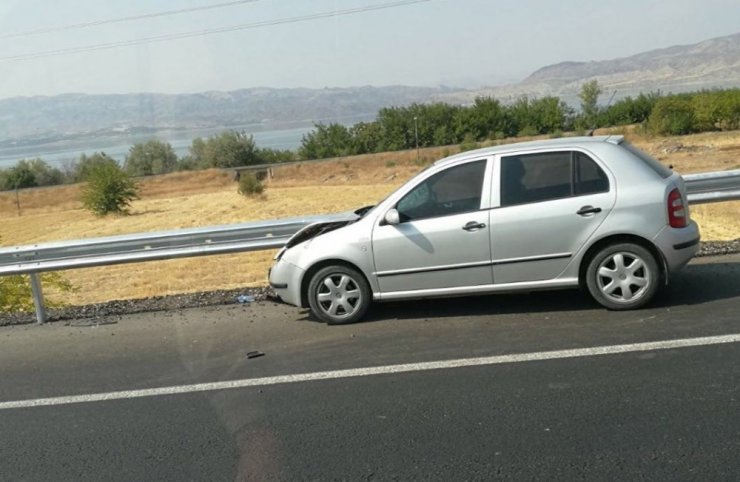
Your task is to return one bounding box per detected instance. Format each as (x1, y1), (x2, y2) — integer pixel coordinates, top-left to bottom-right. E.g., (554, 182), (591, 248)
(0, 126), (311, 169)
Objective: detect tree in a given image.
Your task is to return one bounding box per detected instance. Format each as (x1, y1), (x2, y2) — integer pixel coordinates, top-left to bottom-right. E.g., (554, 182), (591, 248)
(256, 147), (296, 164)
(377, 107), (413, 151)
(647, 96), (696, 135)
(0, 158), (64, 190)
(579, 80), (603, 129)
(74, 152), (119, 182)
(506, 96), (570, 135)
(528, 96), (571, 133)
(187, 131), (261, 168)
(602, 91), (661, 126)
(81, 161), (140, 215)
(455, 97), (508, 140)
(3, 161), (37, 189)
(27, 158), (64, 186)
(350, 122), (383, 154)
(299, 123), (353, 159)
(124, 140), (178, 176)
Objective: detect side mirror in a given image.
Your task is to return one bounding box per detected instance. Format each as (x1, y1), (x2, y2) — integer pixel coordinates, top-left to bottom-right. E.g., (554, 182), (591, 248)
(384, 209), (400, 225)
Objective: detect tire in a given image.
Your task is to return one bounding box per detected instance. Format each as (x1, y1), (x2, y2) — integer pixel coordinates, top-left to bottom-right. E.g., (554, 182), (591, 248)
(307, 265), (371, 324)
(585, 243), (660, 310)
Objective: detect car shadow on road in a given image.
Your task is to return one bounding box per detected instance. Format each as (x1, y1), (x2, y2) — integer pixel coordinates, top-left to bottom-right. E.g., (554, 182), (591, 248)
(356, 259), (740, 323)
(652, 258), (740, 308)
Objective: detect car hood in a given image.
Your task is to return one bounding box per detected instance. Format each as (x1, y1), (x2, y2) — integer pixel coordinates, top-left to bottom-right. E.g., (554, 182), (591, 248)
(284, 220), (354, 249)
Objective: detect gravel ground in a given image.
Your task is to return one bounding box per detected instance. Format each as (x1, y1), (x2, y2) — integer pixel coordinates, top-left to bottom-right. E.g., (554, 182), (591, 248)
(697, 239), (740, 257)
(1, 240), (738, 327)
(0, 286), (277, 327)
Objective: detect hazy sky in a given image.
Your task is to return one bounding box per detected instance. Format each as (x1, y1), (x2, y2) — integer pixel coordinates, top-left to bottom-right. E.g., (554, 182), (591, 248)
(0, 0), (738, 99)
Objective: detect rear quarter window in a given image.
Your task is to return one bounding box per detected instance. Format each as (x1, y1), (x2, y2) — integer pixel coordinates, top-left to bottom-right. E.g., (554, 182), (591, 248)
(621, 142), (673, 179)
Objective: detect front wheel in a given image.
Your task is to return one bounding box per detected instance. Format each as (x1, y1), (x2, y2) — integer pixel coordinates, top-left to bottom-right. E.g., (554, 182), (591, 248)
(585, 243), (660, 310)
(307, 265), (371, 324)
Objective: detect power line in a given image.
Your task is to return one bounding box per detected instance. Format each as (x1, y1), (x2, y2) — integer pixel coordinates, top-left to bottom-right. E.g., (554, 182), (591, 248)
(0, 0), (261, 40)
(1, 0), (430, 62)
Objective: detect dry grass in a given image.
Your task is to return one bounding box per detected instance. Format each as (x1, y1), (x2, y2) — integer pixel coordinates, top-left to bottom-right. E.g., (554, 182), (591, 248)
(1, 130), (738, 306)
(1, 185), (396, 306)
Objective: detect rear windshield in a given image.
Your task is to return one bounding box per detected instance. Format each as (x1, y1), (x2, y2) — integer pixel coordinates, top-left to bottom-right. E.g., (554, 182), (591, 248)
(622, 142), (673, 179)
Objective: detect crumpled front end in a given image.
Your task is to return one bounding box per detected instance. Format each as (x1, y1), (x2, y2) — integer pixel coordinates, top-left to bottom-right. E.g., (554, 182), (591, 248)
(268, 257), (305, 307)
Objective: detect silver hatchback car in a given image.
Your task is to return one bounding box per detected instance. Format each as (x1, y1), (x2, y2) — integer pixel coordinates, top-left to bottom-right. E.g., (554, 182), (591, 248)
(269, 136), (700, 324)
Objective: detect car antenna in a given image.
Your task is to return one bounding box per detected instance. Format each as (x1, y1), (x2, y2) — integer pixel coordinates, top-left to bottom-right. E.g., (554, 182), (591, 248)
(587, 90), (617, 136)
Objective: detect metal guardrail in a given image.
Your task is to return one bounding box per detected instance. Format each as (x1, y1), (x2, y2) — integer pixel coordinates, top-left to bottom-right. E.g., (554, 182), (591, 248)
(0, 213), (351, 324)
(1, 169), (739, 324)
(0, 214), (351, 275)
(684, 169), (740, 204)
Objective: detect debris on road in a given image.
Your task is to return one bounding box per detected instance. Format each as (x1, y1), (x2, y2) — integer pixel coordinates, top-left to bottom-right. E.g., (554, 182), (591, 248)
(67, 318), (118, 327)
(246, 351), (265, 359)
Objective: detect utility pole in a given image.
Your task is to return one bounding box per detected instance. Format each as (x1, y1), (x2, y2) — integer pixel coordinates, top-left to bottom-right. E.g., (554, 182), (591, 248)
(414, 116), (419, 162)
(15, 180), (21, 217)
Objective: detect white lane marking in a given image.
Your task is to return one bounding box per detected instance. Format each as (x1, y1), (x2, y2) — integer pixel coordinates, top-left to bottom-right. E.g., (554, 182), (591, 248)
(2, 333), (739, 410)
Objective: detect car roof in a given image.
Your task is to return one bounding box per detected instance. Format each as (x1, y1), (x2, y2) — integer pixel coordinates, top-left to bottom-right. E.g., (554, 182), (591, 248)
(435, 135), (624, 166)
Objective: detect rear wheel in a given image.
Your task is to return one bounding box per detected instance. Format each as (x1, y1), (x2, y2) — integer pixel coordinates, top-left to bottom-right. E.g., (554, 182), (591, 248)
(307, 265), (371, 324)
(585, 243), (660, 310)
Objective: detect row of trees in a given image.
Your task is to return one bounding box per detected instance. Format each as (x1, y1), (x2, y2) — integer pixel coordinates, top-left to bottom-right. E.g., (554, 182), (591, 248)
(0, 132), (296, 191)
(299, 95), (573, 159)
(2, 86), (739, 190)
(299, 86), (740, 159)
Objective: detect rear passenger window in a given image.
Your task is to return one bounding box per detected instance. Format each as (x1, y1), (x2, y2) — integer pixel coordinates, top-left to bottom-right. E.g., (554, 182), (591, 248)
(575, 152), (609, 195)
(501, 151), (609, 206)
(501, 152), (571, 206)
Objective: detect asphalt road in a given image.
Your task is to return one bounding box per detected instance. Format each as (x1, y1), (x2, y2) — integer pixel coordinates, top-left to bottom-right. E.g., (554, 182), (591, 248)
(0, 254), (739, 481)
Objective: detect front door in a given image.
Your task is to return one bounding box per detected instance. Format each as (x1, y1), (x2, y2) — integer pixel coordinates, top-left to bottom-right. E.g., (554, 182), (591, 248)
(372, 159), (493, 294)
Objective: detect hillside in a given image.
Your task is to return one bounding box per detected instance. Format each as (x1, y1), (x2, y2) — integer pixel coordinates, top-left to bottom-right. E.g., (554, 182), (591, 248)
(0, 85), (459, 141)
(437, 32), (740, 104)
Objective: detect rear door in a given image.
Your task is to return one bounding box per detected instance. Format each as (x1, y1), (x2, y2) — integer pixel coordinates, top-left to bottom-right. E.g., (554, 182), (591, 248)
(489, 149), (616, 284)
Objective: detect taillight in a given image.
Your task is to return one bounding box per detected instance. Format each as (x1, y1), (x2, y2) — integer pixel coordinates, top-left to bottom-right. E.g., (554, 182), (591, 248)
(667, 188), (687, 228)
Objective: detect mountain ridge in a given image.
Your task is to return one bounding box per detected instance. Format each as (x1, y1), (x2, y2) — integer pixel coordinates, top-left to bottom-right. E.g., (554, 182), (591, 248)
(436, 32), (740, 104)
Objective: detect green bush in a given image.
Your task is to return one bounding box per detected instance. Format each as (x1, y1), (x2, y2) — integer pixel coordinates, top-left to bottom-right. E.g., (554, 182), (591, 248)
(188, 131), (262, 169)
(81, 162), (140, 216)
(517, 126), (539, 137)
(238, 172), (264, 197)
(0, 236), (76, 313)
(648, 97), (697, 135)
(124, 140), (178, 176)
(0, 272), (76, 313)
(459, 134), (478, 152)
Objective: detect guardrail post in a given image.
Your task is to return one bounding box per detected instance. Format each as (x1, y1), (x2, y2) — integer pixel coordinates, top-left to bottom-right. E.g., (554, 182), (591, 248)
(29, 273), (47, 325)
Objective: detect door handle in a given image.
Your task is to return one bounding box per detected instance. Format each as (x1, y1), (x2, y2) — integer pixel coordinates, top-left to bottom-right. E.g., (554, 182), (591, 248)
(462, 221), (486, 231)
(577, 205), (602, 216)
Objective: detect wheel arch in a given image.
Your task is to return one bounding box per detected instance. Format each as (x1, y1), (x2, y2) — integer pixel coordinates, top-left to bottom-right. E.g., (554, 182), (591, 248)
(299, 258), (372, 308)
(578, 234), (667, 289)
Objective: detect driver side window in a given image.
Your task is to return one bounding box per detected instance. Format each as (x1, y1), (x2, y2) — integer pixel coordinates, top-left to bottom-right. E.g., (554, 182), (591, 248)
(396, 160), (486, 222)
